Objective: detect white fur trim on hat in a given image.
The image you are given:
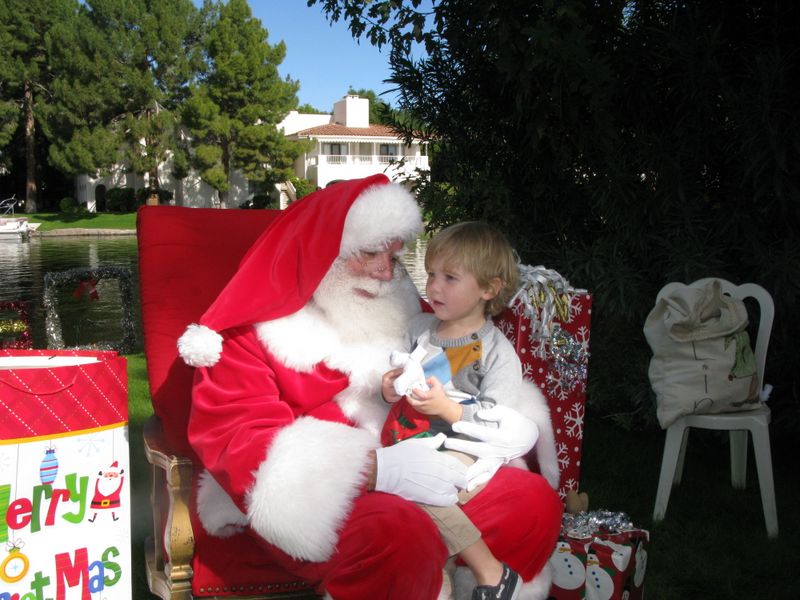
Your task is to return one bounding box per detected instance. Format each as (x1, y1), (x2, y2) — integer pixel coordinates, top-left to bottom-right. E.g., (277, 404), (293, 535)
(340, 182), (423, 256)
(177, 323), (224, 367)
(246, 417), (379, 562)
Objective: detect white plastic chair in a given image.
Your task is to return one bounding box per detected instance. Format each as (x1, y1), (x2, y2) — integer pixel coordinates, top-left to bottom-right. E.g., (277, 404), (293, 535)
(651, 278), (778, 538)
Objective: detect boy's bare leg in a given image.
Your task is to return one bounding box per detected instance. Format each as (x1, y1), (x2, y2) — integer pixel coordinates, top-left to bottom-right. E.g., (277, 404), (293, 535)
(459, 538), (504, 586)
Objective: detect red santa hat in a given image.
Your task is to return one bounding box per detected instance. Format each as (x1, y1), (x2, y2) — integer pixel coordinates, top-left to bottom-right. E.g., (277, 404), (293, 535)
(178, 174), (423, 368)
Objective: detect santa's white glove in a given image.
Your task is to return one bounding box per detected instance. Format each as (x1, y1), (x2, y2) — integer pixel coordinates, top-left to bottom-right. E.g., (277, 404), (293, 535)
(443, 405), (539, 489)
(463, 457), (505, 492)
(375, 434), (467, 506)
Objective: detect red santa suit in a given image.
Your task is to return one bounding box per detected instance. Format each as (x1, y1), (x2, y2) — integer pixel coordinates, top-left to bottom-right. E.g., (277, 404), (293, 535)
(178, 175), (563, 600)
(90, 461), (124, 511)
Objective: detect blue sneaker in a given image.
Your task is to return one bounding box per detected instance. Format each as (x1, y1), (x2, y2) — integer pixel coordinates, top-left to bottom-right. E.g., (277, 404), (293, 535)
(471, 563), (521, 600)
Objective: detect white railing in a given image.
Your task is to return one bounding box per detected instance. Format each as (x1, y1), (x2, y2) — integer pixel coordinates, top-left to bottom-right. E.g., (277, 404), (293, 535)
(321, 155), (426, 167)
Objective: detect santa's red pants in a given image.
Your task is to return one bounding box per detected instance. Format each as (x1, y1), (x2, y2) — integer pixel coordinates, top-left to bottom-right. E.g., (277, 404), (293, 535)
(256, 466), (562, 599)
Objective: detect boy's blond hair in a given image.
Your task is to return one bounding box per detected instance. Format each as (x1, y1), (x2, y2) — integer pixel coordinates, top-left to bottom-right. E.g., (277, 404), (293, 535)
(425, 221), (519, 317)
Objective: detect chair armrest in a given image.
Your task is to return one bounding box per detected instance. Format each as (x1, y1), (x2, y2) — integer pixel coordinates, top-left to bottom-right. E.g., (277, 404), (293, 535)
(144, 415), (195, 600)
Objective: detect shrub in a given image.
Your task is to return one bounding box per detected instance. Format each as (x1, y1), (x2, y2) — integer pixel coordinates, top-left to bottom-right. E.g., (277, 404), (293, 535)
(290, 177), (315, 200)
(135, 187), (174, 206)
(105, 188), (137, 212)
(239, 193), (276, 209)
(58, 197), (82, 214)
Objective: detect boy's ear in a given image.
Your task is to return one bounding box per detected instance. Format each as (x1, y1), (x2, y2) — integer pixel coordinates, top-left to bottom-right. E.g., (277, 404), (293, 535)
(482, 277), (502, 300)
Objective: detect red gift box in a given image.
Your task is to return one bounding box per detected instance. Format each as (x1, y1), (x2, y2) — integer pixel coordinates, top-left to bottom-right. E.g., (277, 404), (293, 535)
(548, 527), (649, 600)
(494, 267), (592, 499)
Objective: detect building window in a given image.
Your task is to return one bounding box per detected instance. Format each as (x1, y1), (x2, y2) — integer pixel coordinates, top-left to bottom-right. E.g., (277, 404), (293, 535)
(379, 144), (398, 156)
(325, 143), (345, 155)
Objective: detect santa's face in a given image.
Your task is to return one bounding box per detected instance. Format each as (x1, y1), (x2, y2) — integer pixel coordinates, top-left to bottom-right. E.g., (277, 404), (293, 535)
(313, 239), (417, 344)
(341, 239), (405, 299)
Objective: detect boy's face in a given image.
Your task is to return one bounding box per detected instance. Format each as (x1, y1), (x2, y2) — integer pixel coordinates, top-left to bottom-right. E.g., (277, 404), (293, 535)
(425, 256), (499, 332)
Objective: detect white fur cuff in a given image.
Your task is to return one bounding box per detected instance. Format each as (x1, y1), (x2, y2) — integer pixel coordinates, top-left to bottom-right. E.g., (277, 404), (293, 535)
(196, 470), (249, 537)
(246, 417), (380, 562)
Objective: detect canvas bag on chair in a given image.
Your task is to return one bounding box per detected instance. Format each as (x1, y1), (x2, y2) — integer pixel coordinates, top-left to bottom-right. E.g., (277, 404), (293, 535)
(644, 280), (760, 429)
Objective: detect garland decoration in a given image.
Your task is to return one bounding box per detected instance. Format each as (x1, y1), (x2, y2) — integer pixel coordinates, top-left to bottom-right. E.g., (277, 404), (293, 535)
(0, 301), (32, 350)
(43, 266), (137, 354)
(562, 510), (635, 539)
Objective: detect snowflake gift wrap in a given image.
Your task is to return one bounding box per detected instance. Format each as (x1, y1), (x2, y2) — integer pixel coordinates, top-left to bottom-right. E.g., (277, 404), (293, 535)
(494, 265), (592, 499)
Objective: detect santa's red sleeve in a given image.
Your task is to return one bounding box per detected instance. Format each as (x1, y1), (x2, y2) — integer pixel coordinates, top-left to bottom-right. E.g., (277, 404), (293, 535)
(187, 326), (380, 562)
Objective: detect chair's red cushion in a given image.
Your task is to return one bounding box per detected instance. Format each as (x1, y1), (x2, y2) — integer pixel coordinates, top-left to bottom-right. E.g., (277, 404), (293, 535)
(137, 205), (279, 455)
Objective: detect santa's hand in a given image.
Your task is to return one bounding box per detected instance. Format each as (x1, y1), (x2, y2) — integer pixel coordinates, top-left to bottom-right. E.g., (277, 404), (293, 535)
(443, 405), (539, 462)
(375, 434), (467, 506)
(464, 457), (505, 492)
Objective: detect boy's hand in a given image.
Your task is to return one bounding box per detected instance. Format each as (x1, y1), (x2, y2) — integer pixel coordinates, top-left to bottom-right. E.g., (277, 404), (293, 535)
(407, 377), (463, 423)
(381, 368), (404, 403)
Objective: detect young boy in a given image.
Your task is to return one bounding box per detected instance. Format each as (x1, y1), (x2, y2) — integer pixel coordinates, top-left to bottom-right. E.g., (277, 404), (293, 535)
(381, 221), (534, 600)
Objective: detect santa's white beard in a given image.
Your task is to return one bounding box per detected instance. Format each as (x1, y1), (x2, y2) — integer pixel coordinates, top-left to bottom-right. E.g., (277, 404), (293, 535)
(97, 475), (120, 496)
(312, 259), (417, 345)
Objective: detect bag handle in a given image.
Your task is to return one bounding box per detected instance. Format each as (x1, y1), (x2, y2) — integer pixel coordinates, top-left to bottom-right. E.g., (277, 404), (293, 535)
(0, 371), (78, 395)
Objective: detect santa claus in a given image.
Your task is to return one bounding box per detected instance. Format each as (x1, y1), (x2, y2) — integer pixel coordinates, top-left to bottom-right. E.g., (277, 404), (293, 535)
(88, 460), (124, 522)
(177, 174), (562, 600)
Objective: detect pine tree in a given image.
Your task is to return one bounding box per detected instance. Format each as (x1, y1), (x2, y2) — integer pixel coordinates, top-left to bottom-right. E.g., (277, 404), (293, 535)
(182, 0), (306, 207)
(43, 0), (204, 202)
(0, 0), (79, 212)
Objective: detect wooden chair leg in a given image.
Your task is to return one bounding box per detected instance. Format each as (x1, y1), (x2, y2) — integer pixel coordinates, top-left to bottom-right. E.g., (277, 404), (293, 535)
(144, 417), (195, 600)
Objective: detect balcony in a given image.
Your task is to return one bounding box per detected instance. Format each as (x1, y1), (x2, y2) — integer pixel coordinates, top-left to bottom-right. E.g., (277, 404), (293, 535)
(322, 154), (427, 167)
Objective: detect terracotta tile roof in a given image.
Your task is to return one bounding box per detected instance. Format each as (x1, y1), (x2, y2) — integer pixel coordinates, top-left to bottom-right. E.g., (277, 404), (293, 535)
(295, 123), (401, 137)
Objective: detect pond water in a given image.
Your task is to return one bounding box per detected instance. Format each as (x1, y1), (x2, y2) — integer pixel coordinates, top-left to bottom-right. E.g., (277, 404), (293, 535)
(0, 235), (428, 352)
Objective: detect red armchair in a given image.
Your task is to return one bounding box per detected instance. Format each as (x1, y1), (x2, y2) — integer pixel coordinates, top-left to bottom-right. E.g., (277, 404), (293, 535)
(137, 205), (318, 599)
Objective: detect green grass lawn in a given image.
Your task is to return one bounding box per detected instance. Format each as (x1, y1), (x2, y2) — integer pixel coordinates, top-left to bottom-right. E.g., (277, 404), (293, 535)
(124, 350), (798, 599)
(27, 212), (137, 231)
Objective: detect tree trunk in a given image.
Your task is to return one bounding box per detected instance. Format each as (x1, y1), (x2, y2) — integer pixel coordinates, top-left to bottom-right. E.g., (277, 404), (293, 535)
(23, 80), (38, 213)
(219, 143), (231, 208)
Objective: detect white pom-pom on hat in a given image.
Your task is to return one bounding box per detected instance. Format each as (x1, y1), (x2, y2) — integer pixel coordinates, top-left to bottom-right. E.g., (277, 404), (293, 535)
(178, 323), (224, 367)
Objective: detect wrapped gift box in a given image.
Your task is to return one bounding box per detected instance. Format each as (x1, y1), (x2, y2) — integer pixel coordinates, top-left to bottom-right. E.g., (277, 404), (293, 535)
(494, 266), (592, 499)
(548, 513), (649, 600)
(0, 349), (131, 599)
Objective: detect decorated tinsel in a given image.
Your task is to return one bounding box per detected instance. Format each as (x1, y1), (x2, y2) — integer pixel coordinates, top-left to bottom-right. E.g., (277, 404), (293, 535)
(545, 324), (589, 395)
(43, 266), (137, 354)
(509, 265), (587, 342)
(0, 301), (32, 350)
(508, 264), (590, 393)
(561, 509), (635, 540)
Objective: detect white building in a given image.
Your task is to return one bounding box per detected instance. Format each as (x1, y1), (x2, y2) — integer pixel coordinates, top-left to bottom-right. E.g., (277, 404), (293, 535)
(75, 94), (428, 210)
(281, 94), (429, 190)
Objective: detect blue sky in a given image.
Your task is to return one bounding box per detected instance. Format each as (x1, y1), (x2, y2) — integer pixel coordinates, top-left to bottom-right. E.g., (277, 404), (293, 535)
(247, 0), (396, 111)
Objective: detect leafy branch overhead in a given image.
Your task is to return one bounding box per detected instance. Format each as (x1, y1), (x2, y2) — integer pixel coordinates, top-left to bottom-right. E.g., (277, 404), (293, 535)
(311, 0), (800, 430)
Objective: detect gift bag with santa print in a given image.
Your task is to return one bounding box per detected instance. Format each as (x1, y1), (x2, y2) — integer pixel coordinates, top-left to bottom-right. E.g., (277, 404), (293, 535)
(494, 265), (592, 499)
(0, 349), (131, 600)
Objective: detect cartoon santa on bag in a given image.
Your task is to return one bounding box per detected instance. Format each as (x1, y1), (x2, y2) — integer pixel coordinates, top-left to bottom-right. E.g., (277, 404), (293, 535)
(88, 460), (125, 522)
